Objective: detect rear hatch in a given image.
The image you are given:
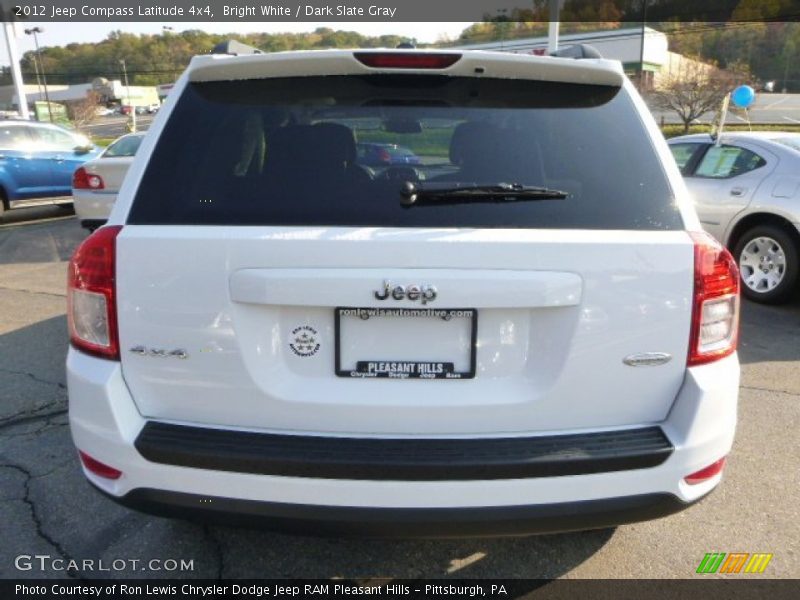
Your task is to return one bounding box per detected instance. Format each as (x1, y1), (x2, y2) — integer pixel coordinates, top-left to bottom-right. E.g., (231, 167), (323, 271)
(116, 52), (693, 435)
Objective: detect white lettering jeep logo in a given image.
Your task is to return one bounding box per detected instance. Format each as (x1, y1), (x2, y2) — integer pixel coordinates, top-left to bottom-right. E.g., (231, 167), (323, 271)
(373, 281), (437, 304)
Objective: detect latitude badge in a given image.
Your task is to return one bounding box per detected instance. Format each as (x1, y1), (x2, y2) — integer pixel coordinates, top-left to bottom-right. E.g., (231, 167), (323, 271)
(289, 326), (320, 357)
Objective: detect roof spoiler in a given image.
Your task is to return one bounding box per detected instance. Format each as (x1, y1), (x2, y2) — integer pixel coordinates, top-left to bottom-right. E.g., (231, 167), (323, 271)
(550, 44), (603, 59)
(211, 40), (263, 56)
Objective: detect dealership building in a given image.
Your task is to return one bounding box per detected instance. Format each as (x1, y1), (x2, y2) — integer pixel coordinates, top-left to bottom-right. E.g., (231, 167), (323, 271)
(456, 26), (704, 90)
(0, 77), (160, 112)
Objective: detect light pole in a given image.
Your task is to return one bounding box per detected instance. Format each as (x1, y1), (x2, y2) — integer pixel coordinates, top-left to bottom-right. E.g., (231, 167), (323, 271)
(496, 9), (508, 50)
(639, 1), (650, 90)
(119, 58), (136, 132)
(30, 53), (43, 100)
(24, 27), (52, 122)
(3, 22), (30, 120)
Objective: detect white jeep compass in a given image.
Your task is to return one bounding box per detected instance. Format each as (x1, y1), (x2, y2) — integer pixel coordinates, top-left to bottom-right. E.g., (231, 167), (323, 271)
(66, 48), (740, 536)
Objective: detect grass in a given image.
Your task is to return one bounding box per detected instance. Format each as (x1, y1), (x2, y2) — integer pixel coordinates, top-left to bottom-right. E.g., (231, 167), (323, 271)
(356, 128), (452, 158)
(91, 137), (115, 147)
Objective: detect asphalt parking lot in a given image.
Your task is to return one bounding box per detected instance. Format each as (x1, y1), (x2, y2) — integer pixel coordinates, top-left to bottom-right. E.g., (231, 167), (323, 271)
(0, 210), (798, 580)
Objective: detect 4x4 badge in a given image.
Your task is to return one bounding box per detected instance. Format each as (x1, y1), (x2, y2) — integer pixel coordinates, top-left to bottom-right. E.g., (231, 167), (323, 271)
(129, 346), (188, 359)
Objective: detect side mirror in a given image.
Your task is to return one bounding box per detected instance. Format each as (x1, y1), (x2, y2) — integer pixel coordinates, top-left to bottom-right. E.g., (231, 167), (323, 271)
(74, 144), (93, 155)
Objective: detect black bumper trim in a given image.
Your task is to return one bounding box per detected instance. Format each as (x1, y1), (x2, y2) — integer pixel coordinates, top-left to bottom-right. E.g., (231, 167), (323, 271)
(79, 218), (107, 231)
(134, 422), (673, 481)
(100, 487), (698, 537)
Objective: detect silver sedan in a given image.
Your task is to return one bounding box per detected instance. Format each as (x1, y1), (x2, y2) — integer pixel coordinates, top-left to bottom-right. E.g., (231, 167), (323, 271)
(72, 132), (145, 232)
(669, 132), (800, 304)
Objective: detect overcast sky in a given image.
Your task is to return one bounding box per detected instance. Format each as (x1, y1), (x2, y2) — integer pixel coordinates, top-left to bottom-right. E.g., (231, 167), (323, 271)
(2, 22), (472, 67)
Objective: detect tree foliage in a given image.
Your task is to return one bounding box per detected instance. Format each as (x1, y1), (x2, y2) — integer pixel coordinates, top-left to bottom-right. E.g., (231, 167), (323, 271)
(3, 28), (411, 87)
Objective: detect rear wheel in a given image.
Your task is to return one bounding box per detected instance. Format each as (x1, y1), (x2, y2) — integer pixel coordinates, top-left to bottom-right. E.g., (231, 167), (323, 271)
(733, 225), (799, 304)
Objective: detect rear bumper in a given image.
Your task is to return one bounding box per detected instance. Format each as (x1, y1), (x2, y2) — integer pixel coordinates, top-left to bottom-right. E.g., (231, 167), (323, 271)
(97, 485), (703, 538)
(67, 349), (738, 536)
(72, 189), (116, 222)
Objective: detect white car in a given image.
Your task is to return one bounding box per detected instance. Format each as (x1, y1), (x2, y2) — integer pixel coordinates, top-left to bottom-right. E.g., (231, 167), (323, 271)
(66, 49), (740, 536)
(669, 133), (800, 304)
(72, 133), (145, 231)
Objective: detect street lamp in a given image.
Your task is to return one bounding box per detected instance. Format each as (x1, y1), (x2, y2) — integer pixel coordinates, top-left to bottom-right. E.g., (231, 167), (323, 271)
(30, 53), (43, 100)
(24, 27), (52, 123)
(495, 9), (509, 50)
(119, 58), (136, 132)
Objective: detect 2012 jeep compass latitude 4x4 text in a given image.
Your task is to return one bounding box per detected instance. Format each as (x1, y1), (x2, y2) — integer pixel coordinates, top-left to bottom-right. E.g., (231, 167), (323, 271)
(67, 48), (740, 536)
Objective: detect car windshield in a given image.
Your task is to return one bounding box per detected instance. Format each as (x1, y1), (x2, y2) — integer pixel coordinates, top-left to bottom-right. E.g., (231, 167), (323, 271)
(103, 135), (143, 158)
(129, 75), (680, 230)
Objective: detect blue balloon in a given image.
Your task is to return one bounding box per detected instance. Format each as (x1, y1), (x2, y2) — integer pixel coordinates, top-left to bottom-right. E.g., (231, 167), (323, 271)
(732, 85), (756, 108)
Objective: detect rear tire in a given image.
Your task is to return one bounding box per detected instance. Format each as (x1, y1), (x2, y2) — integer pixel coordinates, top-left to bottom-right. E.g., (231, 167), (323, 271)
(733, 224), (799, 304)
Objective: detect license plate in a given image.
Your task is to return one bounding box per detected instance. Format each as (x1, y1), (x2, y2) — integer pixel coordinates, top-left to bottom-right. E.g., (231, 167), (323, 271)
(335, 307), (477, 380)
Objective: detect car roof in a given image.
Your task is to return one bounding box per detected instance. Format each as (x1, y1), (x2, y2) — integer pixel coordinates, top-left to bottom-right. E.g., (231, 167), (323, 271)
(186, 49), (624, 87)
(669, 131), (800, 144)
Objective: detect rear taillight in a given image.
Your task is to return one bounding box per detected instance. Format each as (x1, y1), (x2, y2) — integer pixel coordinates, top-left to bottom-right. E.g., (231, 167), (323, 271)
(67, 226), (122, 360)
(73, 167), (105, 190)
(684, 457), (726, 485)
(688, 231), (740, 366)
(354, 52), (461, 69)
(78, 451), (122, 480)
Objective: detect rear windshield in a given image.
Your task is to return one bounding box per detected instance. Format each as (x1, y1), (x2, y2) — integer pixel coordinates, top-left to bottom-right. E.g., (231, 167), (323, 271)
(103, 135), (143, 158)
(128, 75), (681, 230)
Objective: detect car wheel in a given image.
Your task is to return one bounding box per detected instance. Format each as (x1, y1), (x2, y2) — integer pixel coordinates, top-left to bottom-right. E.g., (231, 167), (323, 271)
(733, 225), (799, 304)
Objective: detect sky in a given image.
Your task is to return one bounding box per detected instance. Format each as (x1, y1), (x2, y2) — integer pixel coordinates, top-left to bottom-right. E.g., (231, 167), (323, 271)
(2, 22), (473, 66)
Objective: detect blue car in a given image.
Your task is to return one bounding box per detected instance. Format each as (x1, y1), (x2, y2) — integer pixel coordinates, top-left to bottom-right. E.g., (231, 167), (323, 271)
(0, 120), (102, 220)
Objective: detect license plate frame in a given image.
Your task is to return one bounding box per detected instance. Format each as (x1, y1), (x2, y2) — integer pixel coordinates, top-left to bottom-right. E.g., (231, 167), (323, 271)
(334, 307), (478, 380)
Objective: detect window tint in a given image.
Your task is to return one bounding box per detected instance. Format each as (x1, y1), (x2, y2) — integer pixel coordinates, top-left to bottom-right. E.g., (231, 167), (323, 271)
(129, 76), (681, 230)
(31, 126), (78, 151)
(669, 143), (704, 173)
(104, 135), (143, 158)
(0, 125), (32, 150)
(694, 145), (766, 178)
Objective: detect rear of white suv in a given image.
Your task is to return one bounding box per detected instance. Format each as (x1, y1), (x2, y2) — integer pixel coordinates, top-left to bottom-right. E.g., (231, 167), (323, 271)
(66, 49), (739, 536)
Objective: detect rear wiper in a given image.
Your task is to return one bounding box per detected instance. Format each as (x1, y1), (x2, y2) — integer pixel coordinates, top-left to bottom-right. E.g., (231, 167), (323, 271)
(399, 181), (569, 206)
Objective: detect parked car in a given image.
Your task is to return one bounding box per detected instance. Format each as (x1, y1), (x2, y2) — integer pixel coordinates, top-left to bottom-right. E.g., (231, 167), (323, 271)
(147, 103), (161, 114)
(669, 132), (800, 303)
(95, 107), (115, 117)
(0, 121), (101, 220)
(120, 105), (133, 116)
(67, 49), (739, 537)
(357, 142), (421, 166)
(72, 132), (145, 231)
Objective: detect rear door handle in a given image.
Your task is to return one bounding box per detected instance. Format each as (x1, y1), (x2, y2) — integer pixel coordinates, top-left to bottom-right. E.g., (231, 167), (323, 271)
(730, 187), (747, 197)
